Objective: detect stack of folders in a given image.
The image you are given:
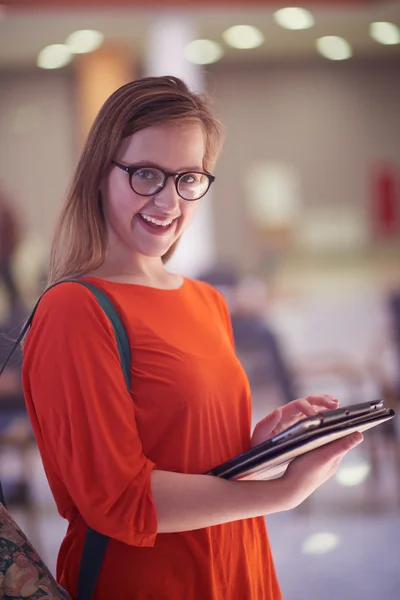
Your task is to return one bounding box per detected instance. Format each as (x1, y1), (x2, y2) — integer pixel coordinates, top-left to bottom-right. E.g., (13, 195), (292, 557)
(207, 400), (395, 481)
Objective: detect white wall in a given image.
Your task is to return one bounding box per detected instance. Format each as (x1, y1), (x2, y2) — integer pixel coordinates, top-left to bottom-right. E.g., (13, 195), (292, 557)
(0, 69), (75, 302)
(207, 59), (400, 271)
(0, 69), (75, 256)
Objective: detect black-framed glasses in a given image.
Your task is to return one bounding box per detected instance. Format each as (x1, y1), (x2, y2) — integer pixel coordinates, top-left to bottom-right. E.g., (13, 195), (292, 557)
(112, 160), (215, 201)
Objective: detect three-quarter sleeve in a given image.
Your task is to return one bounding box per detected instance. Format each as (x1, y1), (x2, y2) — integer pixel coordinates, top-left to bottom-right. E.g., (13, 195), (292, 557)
(22, 282), (158, 547)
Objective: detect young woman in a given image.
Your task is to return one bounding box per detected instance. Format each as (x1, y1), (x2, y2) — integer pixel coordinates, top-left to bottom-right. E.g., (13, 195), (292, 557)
(22, 76), (363, 600)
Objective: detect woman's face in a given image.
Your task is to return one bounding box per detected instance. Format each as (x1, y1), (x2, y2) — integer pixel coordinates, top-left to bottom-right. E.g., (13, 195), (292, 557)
(102, 122), (207, 261)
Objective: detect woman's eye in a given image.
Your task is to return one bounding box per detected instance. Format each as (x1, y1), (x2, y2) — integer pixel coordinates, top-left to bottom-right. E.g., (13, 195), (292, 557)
(181, 174), (197, 185)
(134, 169), (159, 180)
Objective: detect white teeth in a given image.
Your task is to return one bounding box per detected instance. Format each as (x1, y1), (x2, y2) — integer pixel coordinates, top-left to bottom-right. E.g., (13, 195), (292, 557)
(140, 214), (173, 227)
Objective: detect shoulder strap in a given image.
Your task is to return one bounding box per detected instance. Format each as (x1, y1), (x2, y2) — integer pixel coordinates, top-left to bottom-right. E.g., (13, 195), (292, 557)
(72, 281), (131, 600)
(0, 279), (131, 600)
(0, 481), (5, 507)
(0, 279), (131, 388)
(73, 280), (131, 390)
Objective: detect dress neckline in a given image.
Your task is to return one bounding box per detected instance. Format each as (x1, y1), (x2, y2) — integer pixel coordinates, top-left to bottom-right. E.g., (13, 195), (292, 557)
(81, 275), (187, 293)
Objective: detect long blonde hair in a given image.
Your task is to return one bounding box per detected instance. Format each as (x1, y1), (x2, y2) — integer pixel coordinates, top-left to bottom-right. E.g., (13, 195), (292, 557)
(48, 76), (223, 286)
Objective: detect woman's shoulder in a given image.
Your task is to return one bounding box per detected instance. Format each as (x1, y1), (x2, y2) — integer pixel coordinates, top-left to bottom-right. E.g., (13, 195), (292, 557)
(23, 281), (120, 364)
(37, 280), (99, 312)
(31, 280), (114, 333)
(185, 277), (230, 314)
(185, 277), (221, 300)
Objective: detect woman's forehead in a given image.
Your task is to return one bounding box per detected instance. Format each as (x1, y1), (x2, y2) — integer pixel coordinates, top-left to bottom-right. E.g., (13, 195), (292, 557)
(119, 122), (206, 166)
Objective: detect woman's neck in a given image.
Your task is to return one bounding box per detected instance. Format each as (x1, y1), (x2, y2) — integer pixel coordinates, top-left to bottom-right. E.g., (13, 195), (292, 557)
(84, 261), (184, 290)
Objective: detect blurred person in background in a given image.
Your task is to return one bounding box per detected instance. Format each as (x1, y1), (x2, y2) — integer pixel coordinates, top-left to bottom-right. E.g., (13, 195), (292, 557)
(0, 186), (31, 505)
(0, 183), (25, 400)
(20, 76), (363, 600)
(0, 183), (25, 398)
(232, 275), (298, 405)
(198, 268), (298, 405)
(0, 184), (22, 317)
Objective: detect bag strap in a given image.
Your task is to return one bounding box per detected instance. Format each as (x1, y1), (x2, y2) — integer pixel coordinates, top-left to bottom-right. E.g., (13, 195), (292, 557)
(0, 279), (132, 600)
(0, 280), (131, 389)
(73, 281), (131, 600)
(0, 481), (6, 508)
(74, 281), (131, 390)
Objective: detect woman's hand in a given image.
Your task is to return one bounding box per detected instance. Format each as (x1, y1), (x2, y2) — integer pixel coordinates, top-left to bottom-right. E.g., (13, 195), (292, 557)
(281, 431), (363, 509)
(251, 395), (339, 448)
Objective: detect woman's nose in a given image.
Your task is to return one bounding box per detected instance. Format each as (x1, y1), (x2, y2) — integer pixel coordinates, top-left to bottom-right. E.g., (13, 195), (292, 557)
(153, 177), (180, 211)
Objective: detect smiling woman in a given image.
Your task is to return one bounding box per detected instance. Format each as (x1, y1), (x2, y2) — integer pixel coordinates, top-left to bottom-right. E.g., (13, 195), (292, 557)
(98, 121), (207, 266)
(20, 76), (364, 600)
(47, 76), (222, 286)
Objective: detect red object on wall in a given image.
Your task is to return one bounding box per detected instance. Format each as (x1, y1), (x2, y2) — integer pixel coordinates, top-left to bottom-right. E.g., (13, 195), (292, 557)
(371, 164), (399, 238)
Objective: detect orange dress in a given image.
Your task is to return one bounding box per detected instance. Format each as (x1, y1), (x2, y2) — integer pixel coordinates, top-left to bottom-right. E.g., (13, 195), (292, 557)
(22, 277), (282, 600)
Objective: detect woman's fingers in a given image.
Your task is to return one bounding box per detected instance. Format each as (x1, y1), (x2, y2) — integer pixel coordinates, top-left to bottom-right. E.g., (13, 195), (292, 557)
(282, 395), (339, 419)
(283, 431), (364, 508)
(306, 394), (340, 410)
(314, 431), (363, 463)
(281, 398), (320, 419)
(269, 399), (317, 438)
(252, 395), (342, 448)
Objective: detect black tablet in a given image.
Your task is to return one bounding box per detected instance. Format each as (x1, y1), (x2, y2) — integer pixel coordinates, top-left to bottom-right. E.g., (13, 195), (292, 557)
(207, 400), (395, 481)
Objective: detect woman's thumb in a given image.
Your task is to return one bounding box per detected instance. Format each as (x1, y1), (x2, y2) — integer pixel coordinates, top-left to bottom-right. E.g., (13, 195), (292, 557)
(251, 408), (282, 447)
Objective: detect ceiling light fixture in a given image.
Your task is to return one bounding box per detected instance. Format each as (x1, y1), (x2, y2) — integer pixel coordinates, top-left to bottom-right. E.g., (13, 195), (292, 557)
(37, 44), (73, 70)
(222, 25), (264, 50)
(302, 532), (340, 555)
(370, 21), (400, 45)
(65, 29), (104, 54)
(184, 39), (224, 65)
(273, 7), (315, 30)
(316, 36), (352, 60)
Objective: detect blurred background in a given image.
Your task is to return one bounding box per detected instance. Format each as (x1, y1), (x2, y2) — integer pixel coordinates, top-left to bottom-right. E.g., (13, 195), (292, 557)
(1, 0), (400, 598)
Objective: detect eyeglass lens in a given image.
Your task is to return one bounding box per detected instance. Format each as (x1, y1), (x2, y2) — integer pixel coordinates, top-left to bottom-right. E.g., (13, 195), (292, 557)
(130, 168), (210, 200)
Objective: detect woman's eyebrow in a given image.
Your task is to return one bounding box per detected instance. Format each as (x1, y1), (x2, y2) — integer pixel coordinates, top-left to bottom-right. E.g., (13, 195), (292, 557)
(123, 160), (204, 172)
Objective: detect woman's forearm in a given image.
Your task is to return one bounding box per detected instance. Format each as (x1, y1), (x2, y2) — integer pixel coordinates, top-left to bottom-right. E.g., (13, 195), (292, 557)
(151, 470), (289, 533)
(151, 431), (363, 533)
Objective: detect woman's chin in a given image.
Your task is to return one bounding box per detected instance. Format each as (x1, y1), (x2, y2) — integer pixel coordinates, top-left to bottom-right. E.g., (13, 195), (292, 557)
(131, 218), (179, 258)
(132, 238), (177, 259)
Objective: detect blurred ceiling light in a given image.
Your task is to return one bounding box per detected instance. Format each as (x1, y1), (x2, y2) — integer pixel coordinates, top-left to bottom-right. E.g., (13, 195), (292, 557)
(316, 36), (352, 60)
(370, 21), (400, 45)
(302, 532), (340, 555)
(184, 39), (223, 65)
(37, 44), (73, 70)
(273, 7), (315, 30)
(65, 29), (105, 54)
(222, 25), (264, 50)
(336, 462), (371, 487)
